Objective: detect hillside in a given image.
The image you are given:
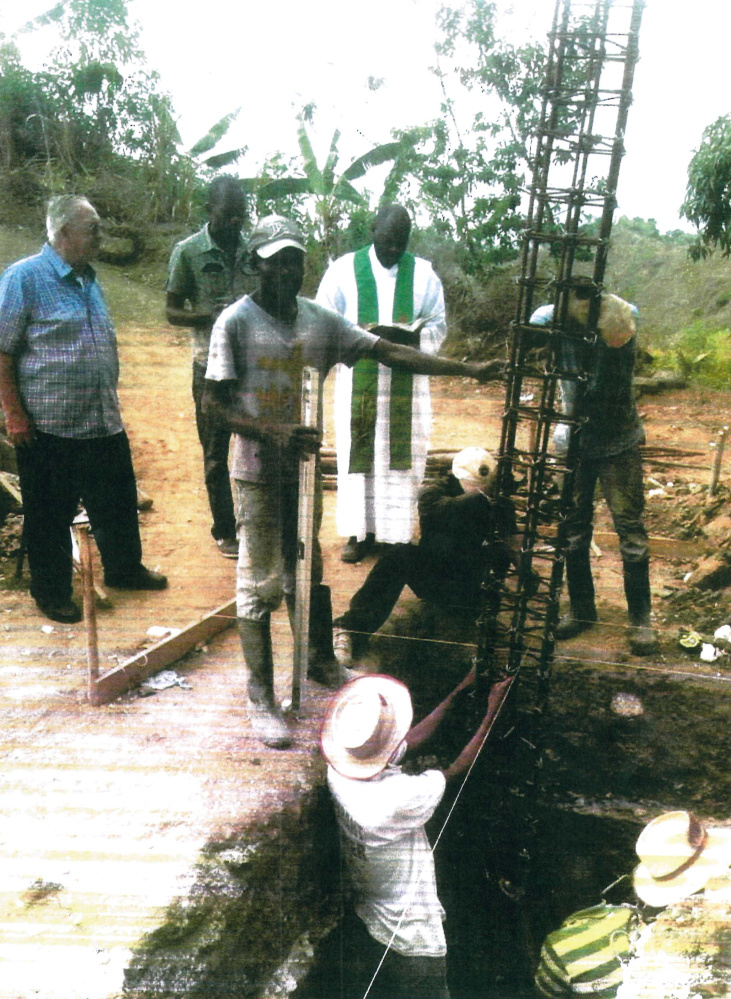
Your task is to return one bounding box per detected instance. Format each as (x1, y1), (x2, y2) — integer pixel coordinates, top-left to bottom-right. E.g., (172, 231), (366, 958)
(1, 218), (730, 380)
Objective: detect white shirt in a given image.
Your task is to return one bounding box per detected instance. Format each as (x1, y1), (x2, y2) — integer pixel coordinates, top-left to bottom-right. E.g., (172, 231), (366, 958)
(316, 245), (447, 544)
(327, 764), (448, 957)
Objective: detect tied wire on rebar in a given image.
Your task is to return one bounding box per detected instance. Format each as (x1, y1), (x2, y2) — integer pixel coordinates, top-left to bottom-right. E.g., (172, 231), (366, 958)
(474, 0), (645, 949)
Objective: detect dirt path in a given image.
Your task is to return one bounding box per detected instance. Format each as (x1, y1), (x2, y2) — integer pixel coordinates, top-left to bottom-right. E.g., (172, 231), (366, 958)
(2, 322), (731, 998)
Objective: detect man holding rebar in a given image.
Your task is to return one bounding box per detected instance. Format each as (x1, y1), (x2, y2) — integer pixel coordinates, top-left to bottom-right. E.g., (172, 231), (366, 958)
(332, 446), (519, 666)
(202, 215), (503, 749)
(316, 204), (447, 564)
(530, 278), (657, 656)
(319, 670), (511, 999)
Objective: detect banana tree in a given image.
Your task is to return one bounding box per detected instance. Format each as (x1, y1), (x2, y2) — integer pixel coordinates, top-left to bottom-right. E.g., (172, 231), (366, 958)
(252, 116), (409, 258)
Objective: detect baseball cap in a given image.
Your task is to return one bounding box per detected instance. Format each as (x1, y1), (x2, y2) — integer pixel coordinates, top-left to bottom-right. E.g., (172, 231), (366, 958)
(248, 215), (306, 259)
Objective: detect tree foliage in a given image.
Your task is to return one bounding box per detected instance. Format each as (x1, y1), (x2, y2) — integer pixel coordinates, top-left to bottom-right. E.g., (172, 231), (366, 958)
(0, 0), (245, 229)
(682, 115), (731, 259)
(247, 114), (409, 263)
(380, 0), (546, 274)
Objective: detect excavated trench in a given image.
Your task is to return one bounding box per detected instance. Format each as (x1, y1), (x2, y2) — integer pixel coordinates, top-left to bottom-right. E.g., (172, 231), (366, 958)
(121, 605), (731, 999)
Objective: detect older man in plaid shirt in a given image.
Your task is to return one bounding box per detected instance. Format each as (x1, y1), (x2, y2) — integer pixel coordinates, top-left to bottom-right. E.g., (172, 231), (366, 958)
(0, 194), (166, 623)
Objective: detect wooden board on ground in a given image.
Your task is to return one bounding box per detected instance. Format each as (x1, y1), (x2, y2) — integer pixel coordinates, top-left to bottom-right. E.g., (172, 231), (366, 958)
(593, 531), (702, 559)
(90, 598), (237, 706)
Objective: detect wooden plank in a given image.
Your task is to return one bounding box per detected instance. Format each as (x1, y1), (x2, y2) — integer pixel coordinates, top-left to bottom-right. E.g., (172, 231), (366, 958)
(292, 367), (319, 710)
(0, 470), (22, 509)
(91, 598), (237, 706)
(593, 531), (703, 559)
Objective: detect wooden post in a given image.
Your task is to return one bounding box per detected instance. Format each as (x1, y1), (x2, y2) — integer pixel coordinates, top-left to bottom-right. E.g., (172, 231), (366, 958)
(292, 367), (320, 710)
(76, 522), (101, 705)
(709, 426), (729, 496)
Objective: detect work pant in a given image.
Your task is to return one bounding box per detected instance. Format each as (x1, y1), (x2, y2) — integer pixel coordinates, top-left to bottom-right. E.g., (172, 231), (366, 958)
(16, 430), (142, 605)
(192, 362), (236, 541)
(234, 475), (323, 621)
(323, 910), (450, 999)
(334, 543), (478, 644)
(565, 446), (649, 563)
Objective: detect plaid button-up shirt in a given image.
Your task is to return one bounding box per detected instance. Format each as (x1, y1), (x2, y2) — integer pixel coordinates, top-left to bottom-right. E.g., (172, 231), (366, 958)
(0, 243), (123, 439)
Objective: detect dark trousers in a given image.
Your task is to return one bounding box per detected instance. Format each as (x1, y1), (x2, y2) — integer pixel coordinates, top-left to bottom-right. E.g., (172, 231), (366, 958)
(16, 430), (142, 604)
(192, 362), (236, 540)
(335, 543), (420, 640)
(321, 910), (450, 999)
(335, 544), (477, 651)
(565, 446), (649, 563)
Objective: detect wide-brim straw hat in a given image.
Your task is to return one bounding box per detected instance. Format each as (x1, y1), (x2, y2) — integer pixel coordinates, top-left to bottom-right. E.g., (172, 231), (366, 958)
(633, 810), (731, 906)
(320, 674), (413, 780)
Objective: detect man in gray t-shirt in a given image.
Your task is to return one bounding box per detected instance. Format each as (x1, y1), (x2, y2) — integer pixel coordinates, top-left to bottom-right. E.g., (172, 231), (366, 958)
(203, 215), (503, 749)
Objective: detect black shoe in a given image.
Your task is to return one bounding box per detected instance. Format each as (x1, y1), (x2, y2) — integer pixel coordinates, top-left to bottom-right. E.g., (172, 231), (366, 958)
(341, 534), (376, 564)
(216, 537), (239, 559)
(35, 597), (82, 624)
(105, 565), (168, 590)
(555, 609), (596, 640)
(341, 537), (363, 563)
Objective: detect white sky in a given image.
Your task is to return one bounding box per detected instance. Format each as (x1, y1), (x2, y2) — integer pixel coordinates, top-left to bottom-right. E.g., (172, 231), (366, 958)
(3, 0), (731, 234)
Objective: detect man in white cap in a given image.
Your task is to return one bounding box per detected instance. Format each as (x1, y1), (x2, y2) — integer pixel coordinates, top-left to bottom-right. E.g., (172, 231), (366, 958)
(320, 670), (511, 999)
(530, 278), (657, 657)
(332, 445), (518, 666)
(203, 216), (503, 749)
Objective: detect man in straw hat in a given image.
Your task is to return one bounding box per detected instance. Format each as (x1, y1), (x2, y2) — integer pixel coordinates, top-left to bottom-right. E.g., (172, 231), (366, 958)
(320, 669), (511, 999)
(633, 810), (731, 908)
(530, 278), (657, 657)
(202, 215), (504, 749)
(332, 445), (520, 666)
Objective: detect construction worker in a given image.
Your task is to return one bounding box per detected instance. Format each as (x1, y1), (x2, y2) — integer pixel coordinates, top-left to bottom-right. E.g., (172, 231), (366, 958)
(332, 446), (518, 666)
(202, 215), (504, 749)
(320, 670), (511, 999)
(530, 279), (657, 656)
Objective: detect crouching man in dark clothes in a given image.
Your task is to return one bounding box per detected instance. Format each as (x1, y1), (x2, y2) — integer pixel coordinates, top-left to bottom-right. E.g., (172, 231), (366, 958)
(332, 446), (518, 666)
(320, 670), (511, 999)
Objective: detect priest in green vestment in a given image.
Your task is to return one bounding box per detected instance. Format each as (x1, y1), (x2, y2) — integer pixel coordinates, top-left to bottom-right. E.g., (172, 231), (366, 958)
(316, 205), (447, 563)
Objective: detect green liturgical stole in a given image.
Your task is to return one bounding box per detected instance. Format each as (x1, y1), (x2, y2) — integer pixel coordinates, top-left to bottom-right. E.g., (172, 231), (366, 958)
(349, 247), (416, 473)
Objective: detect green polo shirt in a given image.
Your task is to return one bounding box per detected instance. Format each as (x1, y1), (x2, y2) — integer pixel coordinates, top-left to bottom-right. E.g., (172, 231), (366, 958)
(166, 223), (254, 365)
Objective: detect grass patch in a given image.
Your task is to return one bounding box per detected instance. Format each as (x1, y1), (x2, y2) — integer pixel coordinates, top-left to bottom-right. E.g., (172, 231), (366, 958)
(652, 320), (731, 388)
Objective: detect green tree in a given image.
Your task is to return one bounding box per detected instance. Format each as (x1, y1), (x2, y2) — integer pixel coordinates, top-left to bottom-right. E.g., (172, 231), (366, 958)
(682, 114), (731, 258)
(0, 0), (247, 229)
(251, 113), (408, 261)
(381, 0), (545, 273)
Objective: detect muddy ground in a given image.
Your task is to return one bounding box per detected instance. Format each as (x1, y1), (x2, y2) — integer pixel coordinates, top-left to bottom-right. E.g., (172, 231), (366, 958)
(2, 321), (731, 998)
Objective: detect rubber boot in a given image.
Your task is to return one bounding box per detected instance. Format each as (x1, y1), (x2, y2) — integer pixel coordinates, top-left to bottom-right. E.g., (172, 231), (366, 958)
(286, 587), (356, 689)
(623, 558), (658, 656)
(555, 549), (598, 640)
(237, 617), (291, 749)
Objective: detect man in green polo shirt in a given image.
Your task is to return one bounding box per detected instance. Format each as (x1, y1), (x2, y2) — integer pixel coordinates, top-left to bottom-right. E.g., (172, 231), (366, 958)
(166, 176), (254, 557)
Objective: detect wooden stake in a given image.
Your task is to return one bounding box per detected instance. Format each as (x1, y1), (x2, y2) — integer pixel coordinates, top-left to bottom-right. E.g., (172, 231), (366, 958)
(77, 522), (100, 705)
(292, 367), (320, 710)
(709, 426), (729, 496)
